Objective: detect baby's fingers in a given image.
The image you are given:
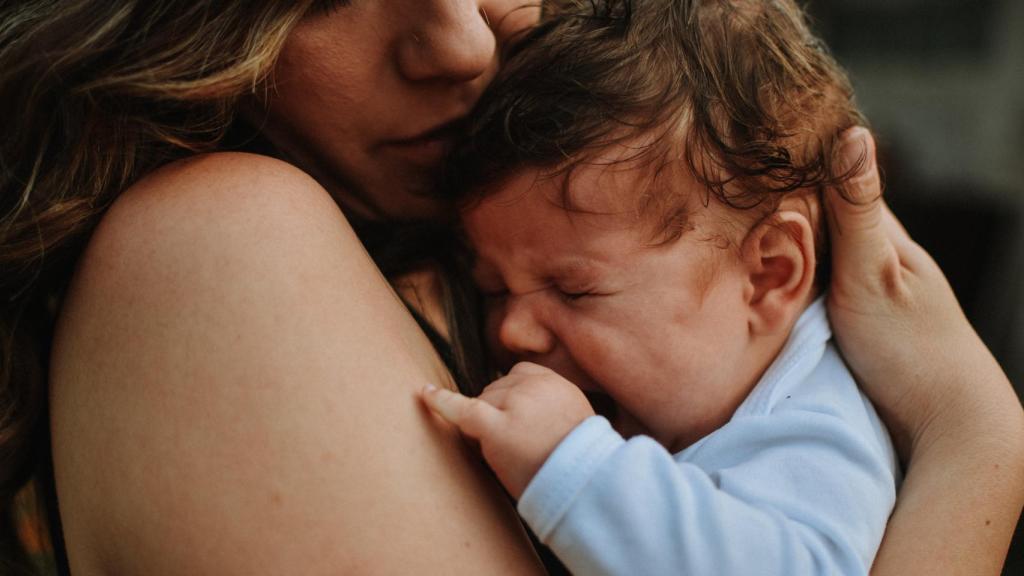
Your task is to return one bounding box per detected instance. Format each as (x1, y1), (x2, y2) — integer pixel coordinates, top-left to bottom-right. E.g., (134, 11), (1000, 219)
(420, 385), (503, 440)
(508, 361), (553, 376)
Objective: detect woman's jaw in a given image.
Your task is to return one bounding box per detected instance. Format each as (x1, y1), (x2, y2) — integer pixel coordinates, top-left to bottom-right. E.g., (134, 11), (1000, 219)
(255, 0), (540, 222)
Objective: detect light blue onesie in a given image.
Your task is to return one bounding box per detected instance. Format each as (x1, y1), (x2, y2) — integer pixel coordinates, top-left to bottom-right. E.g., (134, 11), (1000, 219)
(517, 297), (899, 576)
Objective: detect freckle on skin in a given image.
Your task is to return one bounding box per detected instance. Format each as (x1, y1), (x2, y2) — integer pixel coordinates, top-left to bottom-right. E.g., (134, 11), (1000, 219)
(985, 520), (991, 526)
(270, 491), (283, 505)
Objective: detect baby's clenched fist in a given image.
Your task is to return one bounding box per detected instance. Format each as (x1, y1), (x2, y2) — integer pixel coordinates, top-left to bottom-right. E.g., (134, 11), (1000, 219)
(421, 362), (595, 499)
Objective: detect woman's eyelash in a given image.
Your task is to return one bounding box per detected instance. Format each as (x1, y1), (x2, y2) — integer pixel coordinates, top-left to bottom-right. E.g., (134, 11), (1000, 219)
(311, 0), (351, 15)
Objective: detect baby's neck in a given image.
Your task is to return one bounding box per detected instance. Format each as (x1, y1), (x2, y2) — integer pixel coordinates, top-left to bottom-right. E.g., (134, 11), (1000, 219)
(666, 293), (820, 453)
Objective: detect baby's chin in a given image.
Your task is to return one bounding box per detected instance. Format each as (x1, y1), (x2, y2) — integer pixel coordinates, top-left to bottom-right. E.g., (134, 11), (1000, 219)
(584, 391), (648, 439)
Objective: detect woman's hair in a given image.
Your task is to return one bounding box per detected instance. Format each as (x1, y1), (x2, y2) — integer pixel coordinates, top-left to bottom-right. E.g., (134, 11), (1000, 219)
(0, 2), (319, 572)
(451, 0), (866, 244)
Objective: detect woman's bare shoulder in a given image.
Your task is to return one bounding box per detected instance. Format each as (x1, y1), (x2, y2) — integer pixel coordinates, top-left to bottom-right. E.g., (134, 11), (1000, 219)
(101, 152), (343, 251)
(50, 152), (543, 575)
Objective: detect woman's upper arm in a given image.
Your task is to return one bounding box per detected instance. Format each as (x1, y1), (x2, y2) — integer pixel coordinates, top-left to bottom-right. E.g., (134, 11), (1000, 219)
(49, 153), (543, 575)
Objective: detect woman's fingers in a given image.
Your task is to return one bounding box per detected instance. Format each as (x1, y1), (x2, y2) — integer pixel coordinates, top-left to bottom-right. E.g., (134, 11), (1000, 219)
(827, 129), (933, 279)
(421, 385), (503, 439)
(826, 127), (892, 275)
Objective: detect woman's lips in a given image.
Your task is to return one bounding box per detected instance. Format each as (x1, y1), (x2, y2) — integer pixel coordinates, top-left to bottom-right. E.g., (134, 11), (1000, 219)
(381, 134), (454, 167)
(381, 118), (464, 168)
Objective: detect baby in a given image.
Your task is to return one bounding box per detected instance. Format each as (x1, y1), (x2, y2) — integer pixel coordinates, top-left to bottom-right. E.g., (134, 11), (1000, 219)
(422, 1), (898, 574)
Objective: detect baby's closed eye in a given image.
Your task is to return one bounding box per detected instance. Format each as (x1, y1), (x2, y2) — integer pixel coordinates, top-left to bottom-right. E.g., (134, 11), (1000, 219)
(557, 287), (592, 302)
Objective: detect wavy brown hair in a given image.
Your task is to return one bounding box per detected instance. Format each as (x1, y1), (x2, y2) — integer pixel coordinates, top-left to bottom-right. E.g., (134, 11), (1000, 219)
(452, 0), (866, 246)
(0, 2), (321, 573)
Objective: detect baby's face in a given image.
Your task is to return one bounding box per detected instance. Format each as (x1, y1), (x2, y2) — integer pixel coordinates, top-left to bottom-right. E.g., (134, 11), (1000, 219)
(463, 159), (764, 451)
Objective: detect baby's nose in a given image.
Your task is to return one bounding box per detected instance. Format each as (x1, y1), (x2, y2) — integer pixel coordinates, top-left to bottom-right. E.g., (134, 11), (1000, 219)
(497, 297), (555, 357)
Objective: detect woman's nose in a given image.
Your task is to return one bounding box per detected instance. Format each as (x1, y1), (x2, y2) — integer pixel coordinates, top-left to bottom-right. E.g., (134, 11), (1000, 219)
(497, 296), (555, 357)
(398, 1), (496, 83)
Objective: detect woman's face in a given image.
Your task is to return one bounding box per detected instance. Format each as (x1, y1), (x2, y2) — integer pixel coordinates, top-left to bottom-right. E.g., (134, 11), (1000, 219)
(260, 0), (539, 220)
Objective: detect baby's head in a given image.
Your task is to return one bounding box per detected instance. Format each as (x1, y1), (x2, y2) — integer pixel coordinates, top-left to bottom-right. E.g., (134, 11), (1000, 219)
(450, 0), (866, 450)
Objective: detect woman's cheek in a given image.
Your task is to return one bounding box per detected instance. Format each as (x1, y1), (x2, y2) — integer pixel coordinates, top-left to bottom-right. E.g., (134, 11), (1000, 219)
(489, 2), (541, 44)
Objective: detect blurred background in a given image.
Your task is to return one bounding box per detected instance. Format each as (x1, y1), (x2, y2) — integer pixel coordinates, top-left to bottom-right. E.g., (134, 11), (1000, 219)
(806, 0), (1023, 573)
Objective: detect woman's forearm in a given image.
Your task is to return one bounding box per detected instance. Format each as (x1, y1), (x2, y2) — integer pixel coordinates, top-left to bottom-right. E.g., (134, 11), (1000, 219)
(826, 128), (1024, 575)
(871, 336), (1024, 576)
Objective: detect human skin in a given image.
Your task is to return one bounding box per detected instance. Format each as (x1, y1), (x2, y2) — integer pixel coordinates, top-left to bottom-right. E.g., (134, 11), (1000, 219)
(428, 129), (1024, 569)
(447, 148), (819, 458)
(44, 2), (1022, 575)
(49, 2), (548, 575)
(258, 0), (537, 220)
(824, 128), (1024, 576)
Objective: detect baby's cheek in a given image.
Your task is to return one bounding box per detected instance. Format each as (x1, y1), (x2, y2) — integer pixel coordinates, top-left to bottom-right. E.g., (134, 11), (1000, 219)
(557, 329), (626, 386)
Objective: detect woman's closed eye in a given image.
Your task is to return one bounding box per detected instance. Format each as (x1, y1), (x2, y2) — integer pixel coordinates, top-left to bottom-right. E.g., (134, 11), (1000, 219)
(309, 0), (352, 15)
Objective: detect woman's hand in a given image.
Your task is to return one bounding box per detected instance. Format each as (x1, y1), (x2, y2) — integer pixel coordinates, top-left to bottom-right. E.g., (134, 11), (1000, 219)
(825, 126), (1016, 455)
(825, 127), (1024, 575)
(422, 362), (595, 499)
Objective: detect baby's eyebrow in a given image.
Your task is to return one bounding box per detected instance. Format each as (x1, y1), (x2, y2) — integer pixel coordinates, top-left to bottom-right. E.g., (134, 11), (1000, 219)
(547, 257), (600, 281)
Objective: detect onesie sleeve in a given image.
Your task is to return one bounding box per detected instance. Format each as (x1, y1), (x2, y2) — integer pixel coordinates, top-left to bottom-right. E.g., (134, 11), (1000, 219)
(517, 413), (896, 576)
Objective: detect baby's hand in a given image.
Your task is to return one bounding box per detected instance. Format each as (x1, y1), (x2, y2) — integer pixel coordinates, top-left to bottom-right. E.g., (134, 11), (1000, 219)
(421, 362), (595, 499)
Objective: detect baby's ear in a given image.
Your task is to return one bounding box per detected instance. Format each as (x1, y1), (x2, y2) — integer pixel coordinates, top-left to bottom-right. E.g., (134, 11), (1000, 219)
(739, 209), (816, 336)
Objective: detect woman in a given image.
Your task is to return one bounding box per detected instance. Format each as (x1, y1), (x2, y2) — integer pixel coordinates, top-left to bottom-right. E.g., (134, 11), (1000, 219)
(1, 1), (1021, 574)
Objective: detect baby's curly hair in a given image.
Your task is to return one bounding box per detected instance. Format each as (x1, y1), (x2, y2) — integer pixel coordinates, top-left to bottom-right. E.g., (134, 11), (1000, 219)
(449, 0), (866, 246)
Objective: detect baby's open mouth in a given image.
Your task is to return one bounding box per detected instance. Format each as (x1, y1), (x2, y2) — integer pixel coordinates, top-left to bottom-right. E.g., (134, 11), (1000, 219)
(584, 391), (649, 440)
(585, 391), (617, 421)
